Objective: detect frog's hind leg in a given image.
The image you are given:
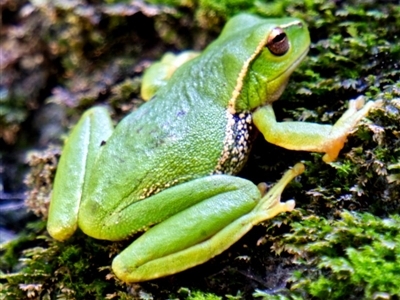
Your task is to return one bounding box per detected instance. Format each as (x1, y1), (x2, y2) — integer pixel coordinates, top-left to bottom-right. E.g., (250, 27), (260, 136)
(47, 107), (113, 241)
(111, 164), (303, 283)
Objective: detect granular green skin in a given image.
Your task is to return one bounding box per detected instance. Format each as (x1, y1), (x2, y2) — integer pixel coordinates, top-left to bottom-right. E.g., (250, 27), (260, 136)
(1, 0), (399, 299)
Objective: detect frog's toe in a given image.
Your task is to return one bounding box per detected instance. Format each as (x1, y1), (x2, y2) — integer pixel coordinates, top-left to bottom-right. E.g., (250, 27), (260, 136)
(323, 150), (340, 163)
(324, 98), (378, 163)
(283, 199), (296, 211)
(257, 182), (268, 196)
(350, 95), (366, 110)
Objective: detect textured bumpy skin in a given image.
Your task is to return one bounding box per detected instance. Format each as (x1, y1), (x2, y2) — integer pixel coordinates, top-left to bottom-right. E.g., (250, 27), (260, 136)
(47, 13), (378, 282)
(48, 14), (322, 282)
(75, 15), (310, 240)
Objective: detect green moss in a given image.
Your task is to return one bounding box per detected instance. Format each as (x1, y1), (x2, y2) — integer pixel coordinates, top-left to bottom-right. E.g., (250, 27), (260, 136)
(0, 225), (134, 299)
(184, 289), (223, 300)
(270, 211), (400, 299)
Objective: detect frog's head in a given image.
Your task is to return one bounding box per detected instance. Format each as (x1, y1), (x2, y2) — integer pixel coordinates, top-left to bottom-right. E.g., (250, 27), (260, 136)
(219, 15), (310, 113)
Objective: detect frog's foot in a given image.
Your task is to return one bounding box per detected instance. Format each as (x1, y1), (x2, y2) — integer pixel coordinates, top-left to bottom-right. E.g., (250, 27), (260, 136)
(111, 164), (304, 283)
(252, 163), (304, 223)
(322, 96), (377, 163)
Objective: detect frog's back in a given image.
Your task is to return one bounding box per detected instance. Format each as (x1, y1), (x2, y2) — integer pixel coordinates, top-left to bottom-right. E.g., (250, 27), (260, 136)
(82, 71), (228, 218)
(81, 14), (269, 227)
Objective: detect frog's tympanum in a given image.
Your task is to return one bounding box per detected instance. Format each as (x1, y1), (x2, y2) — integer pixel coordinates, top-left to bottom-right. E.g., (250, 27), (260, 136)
(47, 14), (376, 282)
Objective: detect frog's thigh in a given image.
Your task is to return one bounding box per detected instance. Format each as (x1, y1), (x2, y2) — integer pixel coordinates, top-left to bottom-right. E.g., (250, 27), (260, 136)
(112, 165), (303, 283)
(82, 175), (258, 241)
(253, 99), (376, 162)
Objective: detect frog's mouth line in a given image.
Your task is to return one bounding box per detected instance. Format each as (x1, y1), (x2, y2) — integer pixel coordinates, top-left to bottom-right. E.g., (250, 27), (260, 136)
(263, 47), (309, 103)
(270, 46), (309, 83)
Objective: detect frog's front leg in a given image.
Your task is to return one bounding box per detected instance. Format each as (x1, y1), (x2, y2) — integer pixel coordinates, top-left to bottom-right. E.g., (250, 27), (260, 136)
(253, 97), (377, 162)
(111, 163), (304, 283)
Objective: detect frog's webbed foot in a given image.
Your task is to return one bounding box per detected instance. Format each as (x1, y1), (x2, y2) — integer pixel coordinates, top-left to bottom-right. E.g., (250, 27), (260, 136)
(322, 96), (379, 162)
(252, 163), (304, 223)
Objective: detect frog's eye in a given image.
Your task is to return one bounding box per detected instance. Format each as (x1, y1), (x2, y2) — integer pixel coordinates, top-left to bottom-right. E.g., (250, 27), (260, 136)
(266, 27), (289, 56)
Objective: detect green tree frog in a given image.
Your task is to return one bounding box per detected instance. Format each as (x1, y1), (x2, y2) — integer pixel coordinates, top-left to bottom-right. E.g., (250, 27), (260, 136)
(47, 14), (376, 283)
